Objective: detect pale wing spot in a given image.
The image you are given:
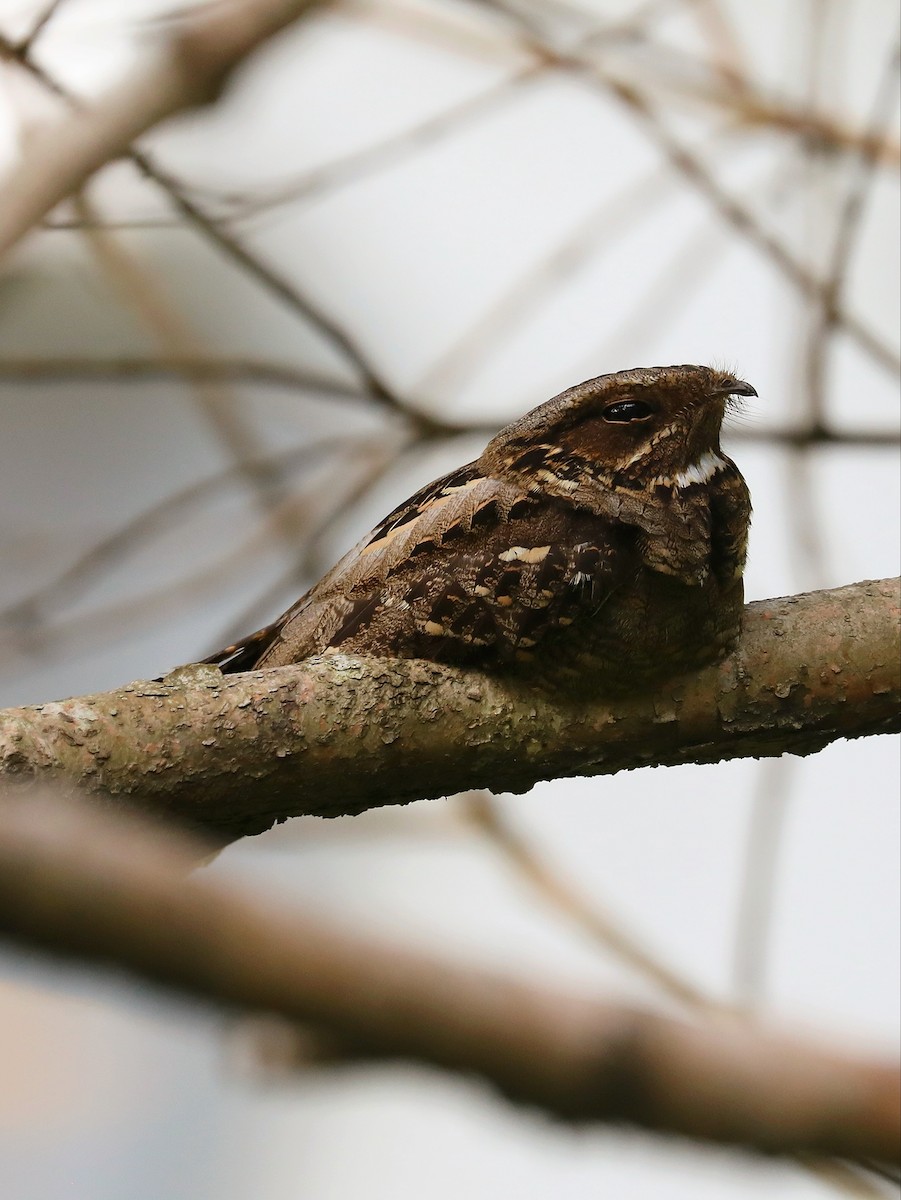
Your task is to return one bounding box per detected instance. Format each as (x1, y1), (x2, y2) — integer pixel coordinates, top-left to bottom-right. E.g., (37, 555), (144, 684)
(440, 479), (483, 496)
(361, 478), (484, 556)
(423, 621), (446, 636)
(361, 517), (419, 556)
(420, 476), (484, 513)
(536, 469), (579, 492)
(499, 545), (551, 564)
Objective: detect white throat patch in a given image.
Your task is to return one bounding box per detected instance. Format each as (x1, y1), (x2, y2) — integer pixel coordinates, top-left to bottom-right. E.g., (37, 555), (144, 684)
(671, 451), (728, 489)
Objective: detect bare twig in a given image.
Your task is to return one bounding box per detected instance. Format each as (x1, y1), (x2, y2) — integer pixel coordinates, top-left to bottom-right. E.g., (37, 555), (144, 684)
(0, 436), (403, 670)
(732, 757), (794, 1006)
(126, 148), (405, 406)
(806, 41), (901, 425)
(415, 154), (691, 399)
(204, 429), (409, 653)
(579, 35), (901, 166)
(75, 193), (316, 543)
(458, 0), (900, 376)
(211, 64), (544, 218)
(3, 353), (898, 449)
(462, 790), (717, 1011)
(11, 0), (67, 56)
(0, 354), (378, 405)
(0, 436), (359, 634)
(0, 495), (320, 669)
(1, 353), (898, 447)
(596, 79), (899, 376)
(462, 785), (890, 1196)
(0, 1), (327, 259)
(0, 5), (412, 411)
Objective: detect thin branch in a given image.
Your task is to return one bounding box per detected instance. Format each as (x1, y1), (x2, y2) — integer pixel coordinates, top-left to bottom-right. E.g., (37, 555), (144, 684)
(464, 0), (900, 377)
(0, 437), (403, 668)
(584, 36), (901, 166)
(462, 789), (890, 1196)
(687, 0), (747, 85)
(462, 790), (719, 1012)
(732, 757), (794, 1006)
(0, 5), (415, 413)
(0, 499), (311, 668)
(0, 436), (360, 633)
(0, 354), (377, 405)
(0, 31), (406, 411)
(203, 430), (409, 653)
(126, 148), (404, 407)
(505, 0), (900, 163)
(74, 192), (318, 549)
(0, 792), (897, 1165)
(596, 79), (899, 377)
(11, 0), (67, 56)
(824, 44), (900, 316)
(1, 355), (898, 446)
(415, 152), (694, 399)
(209, 65), (544, 219)
(806, 42), (901, 428)
(0, 0), (326, 259)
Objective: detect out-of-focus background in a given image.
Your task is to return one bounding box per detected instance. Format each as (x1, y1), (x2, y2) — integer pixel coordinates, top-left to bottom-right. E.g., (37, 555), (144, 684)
(0, 1), (898, 1197)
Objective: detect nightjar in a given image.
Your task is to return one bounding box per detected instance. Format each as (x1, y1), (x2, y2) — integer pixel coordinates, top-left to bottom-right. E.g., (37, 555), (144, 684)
(203, 365), (755, 693)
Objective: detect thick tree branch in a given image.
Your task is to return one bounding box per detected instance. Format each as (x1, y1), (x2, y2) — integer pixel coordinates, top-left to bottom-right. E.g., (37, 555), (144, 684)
(0, 793), (897, 1165)
(1, 579), (898, 844)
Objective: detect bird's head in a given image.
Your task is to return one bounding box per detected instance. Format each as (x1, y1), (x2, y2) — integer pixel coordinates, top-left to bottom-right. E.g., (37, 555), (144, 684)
(481, 365), (756, 503)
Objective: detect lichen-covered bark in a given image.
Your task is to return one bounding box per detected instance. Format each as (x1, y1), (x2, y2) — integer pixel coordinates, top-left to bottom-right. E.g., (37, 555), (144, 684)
(0, 579), (898, 843)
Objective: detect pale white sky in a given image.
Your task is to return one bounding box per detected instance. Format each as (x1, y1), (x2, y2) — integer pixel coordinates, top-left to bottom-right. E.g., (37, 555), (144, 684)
(0, 2), (899, 1198)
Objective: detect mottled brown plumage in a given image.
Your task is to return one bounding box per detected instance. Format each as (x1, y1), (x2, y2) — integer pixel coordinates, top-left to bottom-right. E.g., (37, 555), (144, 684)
(203, 365), (755, 693)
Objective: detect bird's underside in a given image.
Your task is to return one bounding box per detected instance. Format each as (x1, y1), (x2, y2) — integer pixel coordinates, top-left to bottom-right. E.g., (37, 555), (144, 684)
(200, 365), (755, 694)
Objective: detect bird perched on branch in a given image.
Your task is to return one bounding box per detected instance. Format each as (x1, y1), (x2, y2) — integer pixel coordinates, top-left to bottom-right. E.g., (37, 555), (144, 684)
(203, 365), (755, 693)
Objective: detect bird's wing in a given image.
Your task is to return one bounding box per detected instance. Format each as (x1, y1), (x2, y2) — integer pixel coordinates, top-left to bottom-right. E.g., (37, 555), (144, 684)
(204, 462), (527, 670)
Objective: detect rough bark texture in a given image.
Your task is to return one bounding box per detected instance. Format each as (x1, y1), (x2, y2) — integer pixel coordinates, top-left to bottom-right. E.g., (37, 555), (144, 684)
(0, 579), (898, 843)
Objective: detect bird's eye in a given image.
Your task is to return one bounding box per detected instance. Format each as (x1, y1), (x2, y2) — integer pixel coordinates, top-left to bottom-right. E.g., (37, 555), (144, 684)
(602, 400), (653, 423)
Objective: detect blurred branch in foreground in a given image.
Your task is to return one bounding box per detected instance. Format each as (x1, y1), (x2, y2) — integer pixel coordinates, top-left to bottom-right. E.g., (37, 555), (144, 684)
(0, 790), (897, 1166)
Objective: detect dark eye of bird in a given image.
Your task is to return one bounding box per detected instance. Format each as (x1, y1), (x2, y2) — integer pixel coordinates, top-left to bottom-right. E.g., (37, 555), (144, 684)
(602, 399), (653, 423)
